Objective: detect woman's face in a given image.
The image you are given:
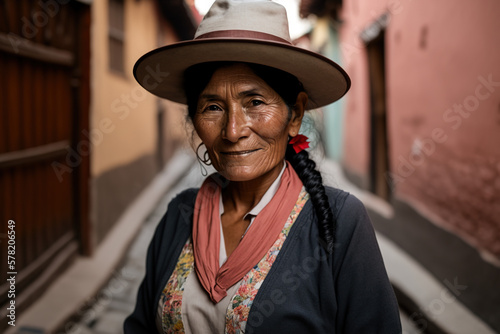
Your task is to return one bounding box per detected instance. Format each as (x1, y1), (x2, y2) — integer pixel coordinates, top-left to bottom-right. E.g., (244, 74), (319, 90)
(193, 63), (306, 182)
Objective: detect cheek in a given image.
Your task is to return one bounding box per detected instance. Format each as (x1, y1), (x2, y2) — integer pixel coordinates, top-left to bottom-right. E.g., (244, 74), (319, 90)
(194, 118), (218, 145)
(258, 116), (291, 145)
(193, 119), (225, 169)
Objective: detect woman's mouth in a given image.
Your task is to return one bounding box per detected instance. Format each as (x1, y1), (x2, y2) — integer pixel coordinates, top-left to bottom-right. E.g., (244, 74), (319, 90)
(221, 149), (260, 156)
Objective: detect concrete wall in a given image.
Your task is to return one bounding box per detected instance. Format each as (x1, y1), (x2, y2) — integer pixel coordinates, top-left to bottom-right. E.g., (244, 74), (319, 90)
(89, 0), (188, 246)
(309, 18), (346, 161)
(91, 0), (158, 176)
(340, 0), (500, 260)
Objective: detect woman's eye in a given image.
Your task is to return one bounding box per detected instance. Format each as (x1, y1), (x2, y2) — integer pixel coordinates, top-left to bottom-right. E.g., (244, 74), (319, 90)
(251, 100), (264, 107)
(204, 104), (222, 112)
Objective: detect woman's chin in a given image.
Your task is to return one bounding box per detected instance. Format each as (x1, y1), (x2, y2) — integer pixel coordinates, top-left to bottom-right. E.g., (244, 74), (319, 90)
(216, 167), (261, 183)
(215, 162), (283, 184)
(218, 171), (255, 183)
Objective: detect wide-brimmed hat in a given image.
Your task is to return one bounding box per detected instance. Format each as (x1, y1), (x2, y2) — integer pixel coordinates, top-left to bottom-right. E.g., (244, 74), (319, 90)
(133, 0), (350, 110)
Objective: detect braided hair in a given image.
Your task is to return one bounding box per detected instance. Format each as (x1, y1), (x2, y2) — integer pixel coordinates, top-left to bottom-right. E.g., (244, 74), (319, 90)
(184, 62), (336, 253)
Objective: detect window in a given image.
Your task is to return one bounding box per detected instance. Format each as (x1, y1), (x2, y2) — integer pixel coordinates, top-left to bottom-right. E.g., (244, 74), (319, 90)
(108, 0), (125, 73)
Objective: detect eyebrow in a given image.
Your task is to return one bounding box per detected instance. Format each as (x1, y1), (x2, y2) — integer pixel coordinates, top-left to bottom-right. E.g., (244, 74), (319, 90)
(198, 88), (263, 101)
(237, 89), (262, 98)
(198, 93), (220, 101)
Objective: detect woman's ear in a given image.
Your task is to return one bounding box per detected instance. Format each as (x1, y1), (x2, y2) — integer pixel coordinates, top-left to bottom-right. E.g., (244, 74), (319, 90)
(289, 91), (308, 136)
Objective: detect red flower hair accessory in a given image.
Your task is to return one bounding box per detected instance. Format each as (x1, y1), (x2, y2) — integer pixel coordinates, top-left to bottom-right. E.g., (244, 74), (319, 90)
(289, 134), (310, 153)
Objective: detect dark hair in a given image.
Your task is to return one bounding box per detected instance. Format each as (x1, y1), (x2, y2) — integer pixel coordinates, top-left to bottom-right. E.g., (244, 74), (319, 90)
(184, 62), (336, 253)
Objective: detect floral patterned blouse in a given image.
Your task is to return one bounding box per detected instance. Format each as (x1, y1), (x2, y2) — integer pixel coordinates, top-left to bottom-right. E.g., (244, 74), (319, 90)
(158, 187), (310, 334)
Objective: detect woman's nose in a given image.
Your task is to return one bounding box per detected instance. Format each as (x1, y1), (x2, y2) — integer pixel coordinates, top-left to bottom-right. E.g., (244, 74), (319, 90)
(222, 105), (249, 142)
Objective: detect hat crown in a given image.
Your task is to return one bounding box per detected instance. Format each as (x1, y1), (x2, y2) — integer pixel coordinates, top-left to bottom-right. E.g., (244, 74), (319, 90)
(195, 0), (292, 43)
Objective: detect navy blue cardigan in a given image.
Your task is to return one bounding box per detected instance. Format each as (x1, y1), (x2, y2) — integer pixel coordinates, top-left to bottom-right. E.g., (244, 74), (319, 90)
(124, 186), (402, 333)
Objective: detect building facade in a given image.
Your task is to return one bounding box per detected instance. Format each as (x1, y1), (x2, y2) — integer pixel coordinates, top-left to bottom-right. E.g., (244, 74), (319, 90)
(301, 0), (500, 331)
(0, 0), (196, 329)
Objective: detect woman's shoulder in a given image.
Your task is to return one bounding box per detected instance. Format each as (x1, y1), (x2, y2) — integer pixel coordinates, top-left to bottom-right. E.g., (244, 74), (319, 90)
(323, 185), (350, 209)
(166, 187), (200, 217)
(170, 187), (199, 206)
(323, 186), (365, 216)
(154, 187), (200, 235)
(322, 186), (373, 240)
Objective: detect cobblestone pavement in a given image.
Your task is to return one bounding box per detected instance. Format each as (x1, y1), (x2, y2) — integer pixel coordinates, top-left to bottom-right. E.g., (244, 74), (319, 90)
(72, 165), (205, 334)
(71, 161), (419, 333)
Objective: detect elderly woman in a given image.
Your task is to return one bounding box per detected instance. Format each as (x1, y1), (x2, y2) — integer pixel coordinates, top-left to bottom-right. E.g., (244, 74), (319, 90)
(125, 1), (401, 333)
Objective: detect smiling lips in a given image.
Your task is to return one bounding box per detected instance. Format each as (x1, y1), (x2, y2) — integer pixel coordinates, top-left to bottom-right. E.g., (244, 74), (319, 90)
(221, 149), (260, 156)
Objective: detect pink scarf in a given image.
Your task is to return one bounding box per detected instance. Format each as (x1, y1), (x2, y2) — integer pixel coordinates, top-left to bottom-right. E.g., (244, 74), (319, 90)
(192, 161), (303, 303)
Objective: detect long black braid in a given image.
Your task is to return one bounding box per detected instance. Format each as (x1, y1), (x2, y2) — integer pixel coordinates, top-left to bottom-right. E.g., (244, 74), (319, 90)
(184, 62), (336, 253)
(286, 147), (336, 253)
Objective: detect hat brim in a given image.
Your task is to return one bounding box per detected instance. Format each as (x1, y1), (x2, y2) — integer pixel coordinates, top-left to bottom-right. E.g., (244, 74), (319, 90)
(133, 38), (350, 110)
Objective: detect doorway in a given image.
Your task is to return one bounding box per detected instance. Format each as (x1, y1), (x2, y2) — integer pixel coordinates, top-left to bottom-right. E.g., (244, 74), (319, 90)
(366, 31), (390, 200)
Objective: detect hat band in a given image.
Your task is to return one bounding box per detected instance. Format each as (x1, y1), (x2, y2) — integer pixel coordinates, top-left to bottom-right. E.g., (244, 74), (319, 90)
(195, 30), (291, 45)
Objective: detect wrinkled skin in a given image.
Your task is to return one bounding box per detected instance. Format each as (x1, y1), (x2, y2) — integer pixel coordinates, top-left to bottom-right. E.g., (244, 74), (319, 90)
(193, 63), (307, 255)
(193, 63), (306, 184)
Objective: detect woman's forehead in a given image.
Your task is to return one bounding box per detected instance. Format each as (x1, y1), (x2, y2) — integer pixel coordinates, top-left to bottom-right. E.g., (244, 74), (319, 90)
(202, 63), (274, 94)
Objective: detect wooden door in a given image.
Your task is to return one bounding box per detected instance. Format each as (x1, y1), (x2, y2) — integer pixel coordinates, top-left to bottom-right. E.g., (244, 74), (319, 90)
(367, 32), (391, 201)
(0, 1), (90, 328)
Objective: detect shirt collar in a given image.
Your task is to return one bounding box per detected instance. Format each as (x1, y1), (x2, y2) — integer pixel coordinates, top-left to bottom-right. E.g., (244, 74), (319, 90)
(219, 161), (287, 219)
(244, 161), (286, 219)
(218, 161), (287, 267)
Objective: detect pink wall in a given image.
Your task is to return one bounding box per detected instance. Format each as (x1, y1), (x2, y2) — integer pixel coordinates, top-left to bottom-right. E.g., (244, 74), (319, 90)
(340, 0), (500, 258)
